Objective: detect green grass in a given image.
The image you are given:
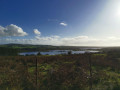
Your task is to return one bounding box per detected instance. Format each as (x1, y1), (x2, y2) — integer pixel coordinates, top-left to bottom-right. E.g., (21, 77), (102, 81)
(28, 64), (53, 74)
(91, 65), (120, 90)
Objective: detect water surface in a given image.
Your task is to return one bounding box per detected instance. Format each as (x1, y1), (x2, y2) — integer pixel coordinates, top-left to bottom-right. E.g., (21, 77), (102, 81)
(19, 50), (99, 56)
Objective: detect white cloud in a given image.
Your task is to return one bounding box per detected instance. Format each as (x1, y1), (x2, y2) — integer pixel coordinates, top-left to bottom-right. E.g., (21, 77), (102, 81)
(60, 22), (67, 26)
(33, 29), (41, 35)
(1, 35), (120, 46)
(0, 24), (28, 37)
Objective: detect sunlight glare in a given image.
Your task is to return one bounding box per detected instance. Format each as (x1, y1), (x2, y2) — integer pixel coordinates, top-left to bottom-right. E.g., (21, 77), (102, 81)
(115, 2), (120, 18)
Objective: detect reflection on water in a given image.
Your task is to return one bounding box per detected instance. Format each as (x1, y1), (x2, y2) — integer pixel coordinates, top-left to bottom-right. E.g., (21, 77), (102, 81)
(19, 50), (99, 56)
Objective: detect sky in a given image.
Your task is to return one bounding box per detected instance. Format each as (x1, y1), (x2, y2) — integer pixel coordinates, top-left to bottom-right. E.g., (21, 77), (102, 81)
(0, 0), (120, 46)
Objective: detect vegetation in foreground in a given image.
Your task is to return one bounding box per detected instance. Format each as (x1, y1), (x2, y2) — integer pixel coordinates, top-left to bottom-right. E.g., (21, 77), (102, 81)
(1, 50), (120, 90)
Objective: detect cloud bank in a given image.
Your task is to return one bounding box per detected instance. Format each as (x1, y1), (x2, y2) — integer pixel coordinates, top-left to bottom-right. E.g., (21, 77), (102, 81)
(0, 24), (27, 37)
(1, 35), (120, 46)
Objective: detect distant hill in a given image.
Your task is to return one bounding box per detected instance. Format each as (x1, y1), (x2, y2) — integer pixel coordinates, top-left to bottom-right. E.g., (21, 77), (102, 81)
(0, 43), (103, 52)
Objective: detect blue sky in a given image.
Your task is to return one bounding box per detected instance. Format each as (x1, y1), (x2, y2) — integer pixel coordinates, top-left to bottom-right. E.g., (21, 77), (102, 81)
(0, 0), (120, 46)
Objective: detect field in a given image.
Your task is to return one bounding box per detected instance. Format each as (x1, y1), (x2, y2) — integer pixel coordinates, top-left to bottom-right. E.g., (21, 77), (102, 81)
(1, 51), (120, 90)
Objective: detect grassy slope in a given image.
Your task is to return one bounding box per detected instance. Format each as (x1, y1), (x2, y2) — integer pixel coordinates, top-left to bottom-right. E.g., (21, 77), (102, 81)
(0, 53), (120, 90)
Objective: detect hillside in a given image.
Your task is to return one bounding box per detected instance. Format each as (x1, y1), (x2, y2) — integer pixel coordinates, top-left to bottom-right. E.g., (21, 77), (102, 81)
(1, 53), (120, 90)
